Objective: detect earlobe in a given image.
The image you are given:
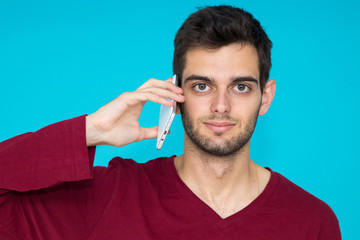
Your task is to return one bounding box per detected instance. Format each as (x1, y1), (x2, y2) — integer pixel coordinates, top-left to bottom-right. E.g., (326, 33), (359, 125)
(259, 79), (276, 116)
(176, 103), (181, 114)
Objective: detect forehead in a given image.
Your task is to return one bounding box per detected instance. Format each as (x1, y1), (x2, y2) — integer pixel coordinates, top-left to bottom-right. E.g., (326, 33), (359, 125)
(183, 43), (260, 83)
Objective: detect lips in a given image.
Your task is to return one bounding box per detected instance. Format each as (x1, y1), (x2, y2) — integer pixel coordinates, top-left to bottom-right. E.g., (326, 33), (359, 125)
(204, 121), (236, 133)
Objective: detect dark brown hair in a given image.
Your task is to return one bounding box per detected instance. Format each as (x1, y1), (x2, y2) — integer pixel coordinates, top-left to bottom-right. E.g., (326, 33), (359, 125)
(173, 5), (272, 92)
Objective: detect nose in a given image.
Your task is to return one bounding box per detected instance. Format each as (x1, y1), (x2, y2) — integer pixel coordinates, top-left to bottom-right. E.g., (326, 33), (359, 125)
(210, 89), (231, 114)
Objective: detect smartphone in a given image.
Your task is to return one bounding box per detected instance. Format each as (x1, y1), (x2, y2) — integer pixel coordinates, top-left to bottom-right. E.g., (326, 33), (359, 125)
(156, 74), (178, 150)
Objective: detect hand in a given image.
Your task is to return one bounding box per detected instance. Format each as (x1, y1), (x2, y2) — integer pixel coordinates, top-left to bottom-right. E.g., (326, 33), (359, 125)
(86, 77), (185, 147)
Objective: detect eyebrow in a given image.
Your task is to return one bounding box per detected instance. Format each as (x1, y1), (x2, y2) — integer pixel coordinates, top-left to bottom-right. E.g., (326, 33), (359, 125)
(184, 74), (259, 85)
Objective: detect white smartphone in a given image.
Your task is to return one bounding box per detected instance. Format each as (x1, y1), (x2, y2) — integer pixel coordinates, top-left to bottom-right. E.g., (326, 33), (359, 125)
(156, 74), (178, 150)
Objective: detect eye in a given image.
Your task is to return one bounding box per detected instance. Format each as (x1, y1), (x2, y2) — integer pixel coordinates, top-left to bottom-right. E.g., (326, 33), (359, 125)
(193, 83), (210, 92)
(234, 84), (250, 93)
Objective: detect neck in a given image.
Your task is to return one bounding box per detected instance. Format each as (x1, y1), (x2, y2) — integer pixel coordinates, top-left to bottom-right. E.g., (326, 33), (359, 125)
(175, 137), (261, 218)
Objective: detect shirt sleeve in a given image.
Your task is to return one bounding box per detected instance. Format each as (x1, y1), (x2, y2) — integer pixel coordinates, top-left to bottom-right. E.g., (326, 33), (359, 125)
(0, 115), (95, 193)
(0, 116), (120, 239)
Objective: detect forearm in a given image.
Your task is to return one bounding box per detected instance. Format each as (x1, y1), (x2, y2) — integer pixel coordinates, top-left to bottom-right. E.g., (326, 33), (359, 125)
(0, 115), (95, 192)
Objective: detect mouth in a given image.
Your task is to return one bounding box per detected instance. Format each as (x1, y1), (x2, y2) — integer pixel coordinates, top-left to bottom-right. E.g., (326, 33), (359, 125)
(204, 121), (236, 133)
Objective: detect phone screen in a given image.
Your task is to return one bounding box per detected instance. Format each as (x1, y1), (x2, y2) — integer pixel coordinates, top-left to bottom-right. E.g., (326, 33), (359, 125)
(156, 75), (178, 150)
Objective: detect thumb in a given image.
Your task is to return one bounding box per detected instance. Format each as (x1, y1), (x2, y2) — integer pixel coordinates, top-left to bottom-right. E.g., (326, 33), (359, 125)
(138, 126), (158, 141)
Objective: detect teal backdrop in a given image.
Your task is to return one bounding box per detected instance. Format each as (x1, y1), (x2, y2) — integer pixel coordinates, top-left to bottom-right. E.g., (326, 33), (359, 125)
(1, 0), (359, 238)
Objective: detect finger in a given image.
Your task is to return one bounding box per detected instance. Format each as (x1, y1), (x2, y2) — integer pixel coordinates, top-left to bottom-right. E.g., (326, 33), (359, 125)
(138, 87), (185, 103)
(117, 91), (173, 107)
(146, 79), (183, 94)
(138, 78), (183, 94)
(135, 92), (176, 107)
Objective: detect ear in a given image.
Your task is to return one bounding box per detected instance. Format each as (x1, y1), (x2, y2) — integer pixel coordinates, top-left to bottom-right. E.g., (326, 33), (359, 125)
(176, 103), (181, 114)
(259, 79), (276, 116)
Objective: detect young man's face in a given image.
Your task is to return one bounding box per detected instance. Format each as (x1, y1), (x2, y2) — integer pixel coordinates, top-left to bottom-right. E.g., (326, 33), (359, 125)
(180, 43), (263, 156)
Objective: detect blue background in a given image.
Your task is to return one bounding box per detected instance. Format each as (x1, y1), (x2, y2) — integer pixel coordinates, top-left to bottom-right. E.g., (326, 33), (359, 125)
(1, 0), (359, 238)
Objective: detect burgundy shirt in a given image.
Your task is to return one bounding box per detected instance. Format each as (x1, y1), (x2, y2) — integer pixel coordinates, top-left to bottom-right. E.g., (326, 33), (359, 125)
(0, 115), (341, 239)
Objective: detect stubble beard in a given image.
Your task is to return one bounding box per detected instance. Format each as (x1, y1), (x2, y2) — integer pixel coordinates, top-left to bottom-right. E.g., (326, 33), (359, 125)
(180, 104), (260, 157)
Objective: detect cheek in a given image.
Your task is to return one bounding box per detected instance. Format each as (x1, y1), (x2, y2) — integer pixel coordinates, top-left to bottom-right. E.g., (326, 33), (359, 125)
(183, 93), (209, 115)
(232, 96), (262, 117)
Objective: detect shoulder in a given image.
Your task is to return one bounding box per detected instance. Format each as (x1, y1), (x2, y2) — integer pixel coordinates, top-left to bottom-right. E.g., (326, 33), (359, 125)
(267, 169), (340, 236)
(269, 169), (331, 211)
(93, 155), (175, 178)
(106, 155), (175, 169)
(87, 156), (175, 193)
(91, 156), (177, 197)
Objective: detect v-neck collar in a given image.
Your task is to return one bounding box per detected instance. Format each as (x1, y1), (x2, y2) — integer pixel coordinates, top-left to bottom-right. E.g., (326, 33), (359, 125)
(166, 155), (278, 228)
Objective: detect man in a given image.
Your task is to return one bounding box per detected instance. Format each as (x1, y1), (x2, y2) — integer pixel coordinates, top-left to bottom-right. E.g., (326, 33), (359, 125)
(0, 5), (340, 240)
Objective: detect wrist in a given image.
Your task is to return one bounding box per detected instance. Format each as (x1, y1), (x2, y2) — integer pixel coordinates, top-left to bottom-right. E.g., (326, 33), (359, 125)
(85, 115), (104, 147)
